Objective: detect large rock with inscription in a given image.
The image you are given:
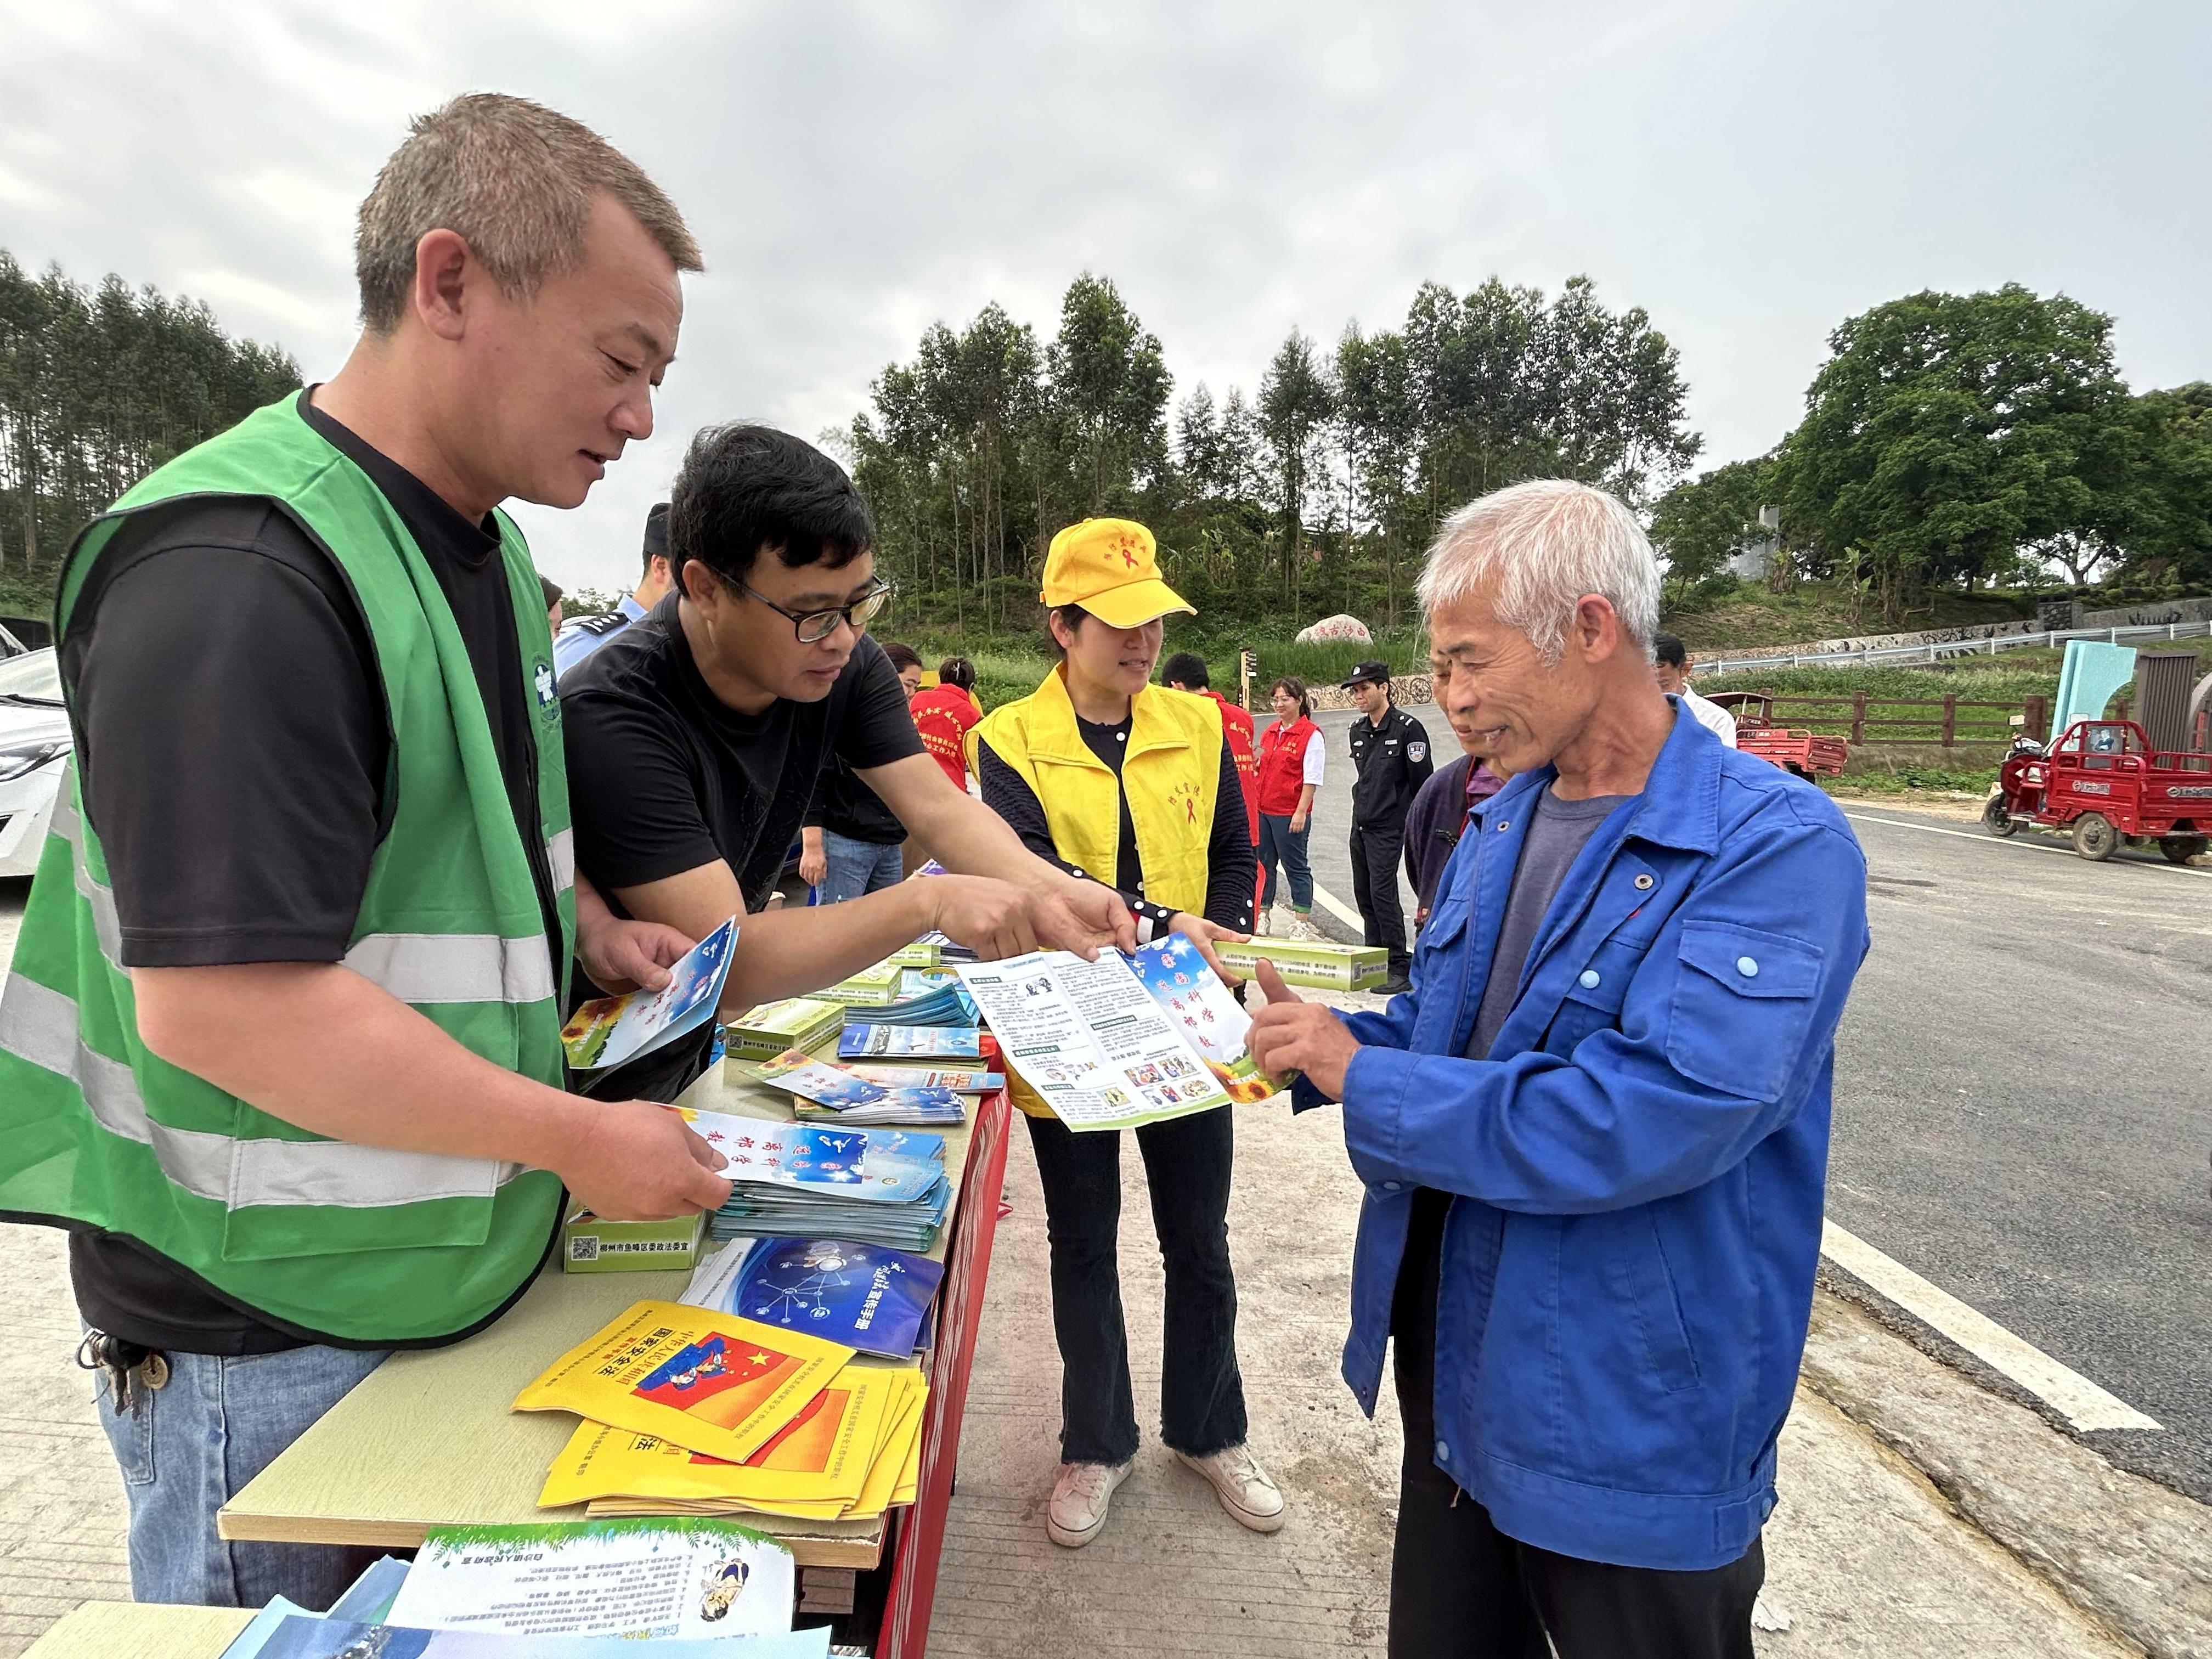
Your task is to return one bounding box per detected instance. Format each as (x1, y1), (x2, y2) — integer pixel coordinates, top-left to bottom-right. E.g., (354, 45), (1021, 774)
(1294, 613), (1372, 645)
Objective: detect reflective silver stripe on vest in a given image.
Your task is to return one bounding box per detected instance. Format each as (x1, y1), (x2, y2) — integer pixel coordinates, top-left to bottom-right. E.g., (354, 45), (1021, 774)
(54, 782), (555, 1008)
(49, 782), (125, 969)
(341, 931), (556, 1005)
(547, 827), (575, 891)
(0, 973), (523, 1209)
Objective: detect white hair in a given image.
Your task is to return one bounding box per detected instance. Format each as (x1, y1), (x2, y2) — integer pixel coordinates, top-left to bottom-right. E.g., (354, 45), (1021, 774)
(1415, 479), (1661, 664)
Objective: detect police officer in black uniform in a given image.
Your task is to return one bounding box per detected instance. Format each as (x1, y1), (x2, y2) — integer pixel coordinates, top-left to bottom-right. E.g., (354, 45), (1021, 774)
(1344, 659), (1433, 995)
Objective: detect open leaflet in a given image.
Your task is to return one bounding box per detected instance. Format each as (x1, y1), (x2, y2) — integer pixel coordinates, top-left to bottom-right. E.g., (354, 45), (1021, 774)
(560, 917), (737, 1073)
(954, 933), (1282, 1132)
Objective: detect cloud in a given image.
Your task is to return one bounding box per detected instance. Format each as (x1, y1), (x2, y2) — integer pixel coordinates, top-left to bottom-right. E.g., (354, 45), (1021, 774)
(3, 0), (2208, 592)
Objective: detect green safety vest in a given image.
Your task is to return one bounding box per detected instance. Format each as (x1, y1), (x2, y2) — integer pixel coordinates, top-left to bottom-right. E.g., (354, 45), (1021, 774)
(0, 395), (575, 1346)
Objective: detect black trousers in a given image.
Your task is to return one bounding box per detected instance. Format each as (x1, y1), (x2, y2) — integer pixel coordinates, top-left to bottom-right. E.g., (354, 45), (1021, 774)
(1389, 1192), (1763, 1659)
(1351, 821), (1411, 975)
(1023, 1105), (1248, 1466)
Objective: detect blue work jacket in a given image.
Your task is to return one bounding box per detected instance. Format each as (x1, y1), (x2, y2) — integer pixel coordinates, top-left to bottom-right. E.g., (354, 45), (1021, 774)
(1297, 703), (1870, 1571)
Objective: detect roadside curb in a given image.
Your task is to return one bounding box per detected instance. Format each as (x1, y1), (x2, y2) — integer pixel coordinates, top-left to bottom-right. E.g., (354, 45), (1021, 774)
(1799, 1289), (2212, 1659)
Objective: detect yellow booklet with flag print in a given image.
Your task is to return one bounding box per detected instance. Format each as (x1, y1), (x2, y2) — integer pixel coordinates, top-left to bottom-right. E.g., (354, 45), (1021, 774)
(513, 1301), (852, 1464)
(540, 1364), (890, 1514)
(554, 1367), (928, 1523)
(854, 1376), (926, 1516)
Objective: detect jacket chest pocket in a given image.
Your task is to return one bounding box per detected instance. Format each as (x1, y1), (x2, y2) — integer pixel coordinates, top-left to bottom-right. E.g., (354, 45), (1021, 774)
(1539, 938), (1639, 1058)
(1667, 919), (1826, 1103)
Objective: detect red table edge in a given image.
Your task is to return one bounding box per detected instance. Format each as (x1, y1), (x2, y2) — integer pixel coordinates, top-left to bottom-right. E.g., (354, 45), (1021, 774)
(880, 1088), (1013, 1657)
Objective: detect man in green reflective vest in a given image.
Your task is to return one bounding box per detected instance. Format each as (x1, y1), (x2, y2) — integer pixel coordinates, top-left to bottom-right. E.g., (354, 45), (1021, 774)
(0, 94), (727, 1610)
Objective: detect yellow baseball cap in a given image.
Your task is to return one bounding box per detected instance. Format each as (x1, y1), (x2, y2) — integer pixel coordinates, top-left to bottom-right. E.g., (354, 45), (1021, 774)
(1039, 518), (1195, 629)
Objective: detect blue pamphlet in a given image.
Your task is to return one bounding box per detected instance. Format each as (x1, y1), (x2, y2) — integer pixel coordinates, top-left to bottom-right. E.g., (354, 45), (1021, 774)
(685, 1236), (946, 1359)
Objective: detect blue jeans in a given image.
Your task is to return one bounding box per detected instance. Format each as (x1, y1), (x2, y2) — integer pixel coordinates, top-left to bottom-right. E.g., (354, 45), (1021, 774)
(818, 831), (905, 903)
(1257, 812), (1313, 912)
(93, 1340), (388, 1608)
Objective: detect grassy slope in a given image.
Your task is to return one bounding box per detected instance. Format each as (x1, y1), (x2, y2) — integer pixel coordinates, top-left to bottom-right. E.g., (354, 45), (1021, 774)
(0, 566), (55, 630)
(1663, 584), (2043, 651)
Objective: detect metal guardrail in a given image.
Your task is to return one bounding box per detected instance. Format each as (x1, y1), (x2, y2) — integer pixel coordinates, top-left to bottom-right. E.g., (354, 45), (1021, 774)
(1703, 618), (2212, 678)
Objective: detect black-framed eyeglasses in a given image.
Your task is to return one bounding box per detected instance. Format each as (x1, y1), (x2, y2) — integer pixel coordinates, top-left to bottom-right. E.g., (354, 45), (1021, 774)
(737, 577), (894, 643)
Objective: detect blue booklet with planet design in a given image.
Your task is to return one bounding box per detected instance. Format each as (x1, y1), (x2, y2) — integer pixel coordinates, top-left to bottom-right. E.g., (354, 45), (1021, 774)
(683, 1235), (947, 1359)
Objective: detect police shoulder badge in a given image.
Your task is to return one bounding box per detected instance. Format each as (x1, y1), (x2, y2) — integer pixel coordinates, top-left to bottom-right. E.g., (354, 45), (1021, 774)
(1408, 741), (1427, 763)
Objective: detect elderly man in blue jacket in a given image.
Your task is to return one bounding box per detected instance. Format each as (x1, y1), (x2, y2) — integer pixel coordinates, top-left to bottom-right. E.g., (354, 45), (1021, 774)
(1249, 479), (1869, 1659)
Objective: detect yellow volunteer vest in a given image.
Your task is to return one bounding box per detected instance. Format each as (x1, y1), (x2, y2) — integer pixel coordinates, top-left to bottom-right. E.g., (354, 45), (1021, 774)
(972, 667), (1225, 1116)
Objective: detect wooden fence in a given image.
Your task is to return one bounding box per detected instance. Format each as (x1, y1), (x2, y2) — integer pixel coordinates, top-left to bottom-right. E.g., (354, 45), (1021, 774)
(1725, 691), (2118, 748)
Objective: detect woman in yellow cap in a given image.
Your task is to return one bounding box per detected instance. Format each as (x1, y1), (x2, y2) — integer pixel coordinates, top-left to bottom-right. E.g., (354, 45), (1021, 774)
(968, 517), (1281, 1550)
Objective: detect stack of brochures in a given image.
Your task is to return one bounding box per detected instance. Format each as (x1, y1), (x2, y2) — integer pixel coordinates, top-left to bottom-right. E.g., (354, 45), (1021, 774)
(217, 1516), (822, 1655)
(548, 1363), (929, 1527)
(682, 1110), (952, 1250)
(838, 1022), (987, 1063)
(737, 1049), (997, 1127)
(514, 1301), (928, 1531)
(854, 967), (980, 1028)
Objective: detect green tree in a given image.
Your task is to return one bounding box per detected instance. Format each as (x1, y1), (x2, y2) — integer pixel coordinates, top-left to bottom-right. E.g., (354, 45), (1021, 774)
(1648, 459), (1769, 604)
(1336, 323), (1418, 629)
(1256, 328), (1337, 607)
(2091, 383), (2212, 588)
(1773, 284), (2130, 621)
(847, 269), (1702, 636)
(0, 251), (298, 584)
(1046, 273), (1171, 515)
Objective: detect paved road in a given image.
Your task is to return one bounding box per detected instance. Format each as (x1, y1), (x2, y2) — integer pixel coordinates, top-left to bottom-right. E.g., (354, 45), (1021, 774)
(1827, 808), (2212, 1501)
(1271, 705), (2212, 1502)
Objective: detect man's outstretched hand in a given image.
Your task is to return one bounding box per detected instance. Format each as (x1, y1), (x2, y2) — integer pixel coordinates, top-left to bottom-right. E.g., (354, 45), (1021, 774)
(1245, 959), (1361, 1101)
(1026, 872), (1137, 959)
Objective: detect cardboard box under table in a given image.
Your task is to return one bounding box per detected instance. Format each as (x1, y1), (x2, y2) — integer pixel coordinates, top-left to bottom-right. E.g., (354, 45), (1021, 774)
(218, 1063), (1014, 1659)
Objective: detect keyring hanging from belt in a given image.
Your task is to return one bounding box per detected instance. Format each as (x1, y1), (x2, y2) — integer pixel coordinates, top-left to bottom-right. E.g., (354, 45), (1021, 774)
(76, 1328), (170, 1415)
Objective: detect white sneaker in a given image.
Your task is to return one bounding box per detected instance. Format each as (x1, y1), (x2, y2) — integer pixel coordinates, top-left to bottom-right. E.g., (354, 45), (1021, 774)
(1254, 909), (1272, 936)
(1285, 911), (1328, 943)
(1047, 1459), (1131, 1548)
(1174, 1444), (1284, 1533)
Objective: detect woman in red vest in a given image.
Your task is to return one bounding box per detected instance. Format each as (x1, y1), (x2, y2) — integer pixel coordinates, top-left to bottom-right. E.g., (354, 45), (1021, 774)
(1254, 676), (1327, 940)
(910, 656), (984, 791)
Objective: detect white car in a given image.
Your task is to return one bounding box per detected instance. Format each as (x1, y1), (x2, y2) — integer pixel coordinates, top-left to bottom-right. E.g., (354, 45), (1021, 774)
(0, 649), (69, 879)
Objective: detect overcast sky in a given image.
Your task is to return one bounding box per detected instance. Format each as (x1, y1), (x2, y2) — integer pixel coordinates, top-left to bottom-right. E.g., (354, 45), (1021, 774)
(4, 0), (2207, 594)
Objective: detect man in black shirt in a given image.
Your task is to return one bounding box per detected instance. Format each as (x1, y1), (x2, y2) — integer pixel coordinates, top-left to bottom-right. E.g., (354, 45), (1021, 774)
(1345, 661), (1434, 994)
(561, 425), (1131, 1088)
(18, 96), (727, 1611)
(799, 641), (922, 902)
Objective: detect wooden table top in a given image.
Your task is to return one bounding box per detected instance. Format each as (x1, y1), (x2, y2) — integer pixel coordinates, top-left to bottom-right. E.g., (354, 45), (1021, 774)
(22, 1602), (253, 1658)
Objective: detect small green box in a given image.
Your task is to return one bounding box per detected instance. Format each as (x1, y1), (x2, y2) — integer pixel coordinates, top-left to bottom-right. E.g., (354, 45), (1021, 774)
(817, 960), (904, 1007)
(561, 1207), (706, 1273)
(888, 938), (943, 970)
(1211, 939), (1388, 991)
(725, 995), (846, 1061)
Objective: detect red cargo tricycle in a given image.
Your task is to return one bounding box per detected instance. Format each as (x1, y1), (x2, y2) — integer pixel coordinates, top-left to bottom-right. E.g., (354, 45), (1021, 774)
(1983, 718), (2212, 864)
